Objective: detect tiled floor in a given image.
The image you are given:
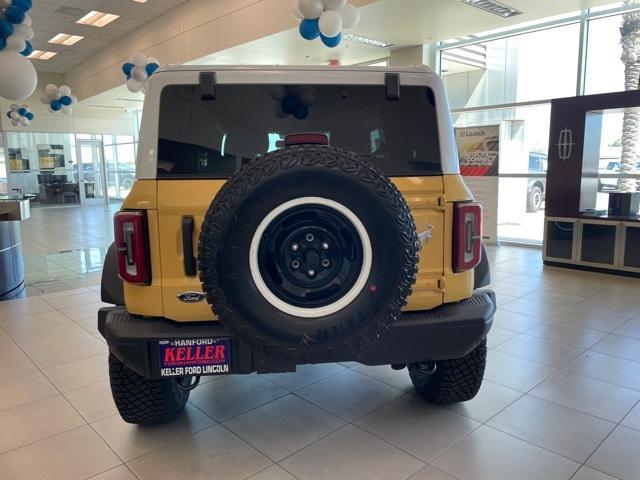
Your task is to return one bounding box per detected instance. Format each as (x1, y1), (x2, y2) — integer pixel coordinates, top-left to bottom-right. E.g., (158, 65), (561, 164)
(2, 207), (640, 479)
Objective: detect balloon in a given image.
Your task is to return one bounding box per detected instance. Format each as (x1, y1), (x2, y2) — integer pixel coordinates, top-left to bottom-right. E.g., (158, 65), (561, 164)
(132, 66), (147, 81)
(5, 7), (26, 25)
(12, 0), (33, 11)
(337, 3), (360, 29)
(50, 100), (62, 111)
(266, 85), (286, 101)
(59, 85), (71, 97)
(45, 83), (57, 96)
(122, 63), (134, 78)
(26, 112), (33, 120)
(0, 20), (14, 39)
(282, 95), (298, 115)
(70, 95), (78, 104)
(147, 57), (160, 65)
(0, 0), (12, 7)
(323, 0), (347, 10)
(319, 10), (342, 38)
(298, 0), (324, 19)
(9, 111), (19, 119)
(18, 107), (27, 116)
(22, 16), (31, 27)
(14, 24), (33, 41)
(291, 0), (304, 20)
(320, 32), (341, 48)
(275, 103), (288, 119)
(127, 78), (143, 93)
(6, 35), (25, 52)
(59, 95), (72, 106)
(0, 51), (37, 100)
(299, 18), (320, 40)
(297, 87), (316, 107)
(20, 40), (32, 57)
(39, 92), (49, 103)
(19, 116), (28, 126)
(293, 105), (309, 120)
(61, 105), (72, 115)
(132, 53), (147, 67)
(145, 62), (159, 76)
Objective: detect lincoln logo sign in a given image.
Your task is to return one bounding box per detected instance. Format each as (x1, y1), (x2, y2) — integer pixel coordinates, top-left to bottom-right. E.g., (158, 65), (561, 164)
(557, 128), (575, 162)
(159, 338), (231, 376)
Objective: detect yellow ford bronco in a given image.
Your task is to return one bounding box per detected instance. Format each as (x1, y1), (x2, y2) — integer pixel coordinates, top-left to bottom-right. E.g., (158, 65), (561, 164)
(99, 65), (495, 424)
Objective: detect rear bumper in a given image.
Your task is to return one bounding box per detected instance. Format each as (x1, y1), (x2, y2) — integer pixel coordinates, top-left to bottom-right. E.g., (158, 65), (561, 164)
(99, 291), (495, 379)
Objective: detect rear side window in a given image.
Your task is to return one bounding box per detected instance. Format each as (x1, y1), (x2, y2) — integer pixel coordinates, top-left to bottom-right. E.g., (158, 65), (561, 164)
(157, 83), (441, 178)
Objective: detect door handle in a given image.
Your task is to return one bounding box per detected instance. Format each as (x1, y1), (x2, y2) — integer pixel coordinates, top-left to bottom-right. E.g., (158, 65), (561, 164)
(182, 216), (197, 276)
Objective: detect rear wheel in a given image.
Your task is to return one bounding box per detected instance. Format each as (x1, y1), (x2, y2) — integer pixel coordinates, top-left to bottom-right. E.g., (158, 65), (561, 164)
(527, 186), (543, 213)
(109, 353), (189, 424)
(408, 340), (487, 404)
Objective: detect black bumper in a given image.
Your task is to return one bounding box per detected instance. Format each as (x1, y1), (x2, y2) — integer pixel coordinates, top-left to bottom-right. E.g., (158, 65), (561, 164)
(99, 291), (495, 379)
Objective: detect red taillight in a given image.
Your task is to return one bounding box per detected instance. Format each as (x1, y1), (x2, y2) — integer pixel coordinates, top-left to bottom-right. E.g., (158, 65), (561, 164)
(114, 211), (150, 285)
(453, 202), (483, 273)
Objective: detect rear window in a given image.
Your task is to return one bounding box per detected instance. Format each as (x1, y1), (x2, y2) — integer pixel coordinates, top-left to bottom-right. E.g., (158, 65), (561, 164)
(157, 83), (441, 178)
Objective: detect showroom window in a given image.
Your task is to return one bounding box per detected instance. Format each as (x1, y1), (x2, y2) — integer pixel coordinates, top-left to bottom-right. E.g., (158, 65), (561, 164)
(438, 2), (640, 244)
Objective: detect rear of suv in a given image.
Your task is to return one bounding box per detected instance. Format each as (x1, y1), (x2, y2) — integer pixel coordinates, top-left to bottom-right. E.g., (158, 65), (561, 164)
(99, 66), (495, 424)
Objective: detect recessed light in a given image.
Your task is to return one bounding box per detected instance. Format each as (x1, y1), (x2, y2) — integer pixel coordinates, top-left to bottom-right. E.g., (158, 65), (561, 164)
(462, 0), (522, 18)
(343, 33), (393, 48)
(77, 11), (120, 27)
(49, 33), (84, 46)
(28, 50), (58, 60)
(132, 0), (148, 3)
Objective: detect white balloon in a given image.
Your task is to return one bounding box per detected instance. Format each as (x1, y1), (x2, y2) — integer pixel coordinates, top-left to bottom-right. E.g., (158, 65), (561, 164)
(70, 95), (78, 104)
(127, 78), (143, 93)
(131, 53), (147, 67)
(9, 103), (18, 110)
(51, 90), (61, 100)
(147, 57), (160, 65)
(11, 120), (18, 127)
(40, 92), (50, 104)
(19, 116), (29, 126)
(14, 24), (34, 41)
(6, 35), (26, 53)
(61, 105), (72, 115)
(9, 111), (19, 120)
(23, 16), (32, 27)
(45, 84), (57, 96)
(337, 3), (360, 29)
(319, 10), (343, 37)
(0, 0), (11, 8)
(0, 51), (37, 100)
(291, 0), (304, 20)
(298, 0), (324, 19)
(323, 0), (347, 10)
(132, 67), (147, 82)
(59, 85), (71, 97)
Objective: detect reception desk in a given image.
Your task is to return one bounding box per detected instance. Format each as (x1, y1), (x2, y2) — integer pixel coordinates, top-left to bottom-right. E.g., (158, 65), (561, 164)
(0, 198), (31, 300)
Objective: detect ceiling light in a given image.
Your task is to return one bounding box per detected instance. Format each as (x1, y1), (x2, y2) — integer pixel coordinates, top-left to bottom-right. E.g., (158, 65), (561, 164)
(49, 33), (84, 46)
(77, 11), (120, 27)
(28, 50), (58, 60)
(343, 33), (393, 48)
(132, 0), (148, 2)
(462, 0), (522, 18)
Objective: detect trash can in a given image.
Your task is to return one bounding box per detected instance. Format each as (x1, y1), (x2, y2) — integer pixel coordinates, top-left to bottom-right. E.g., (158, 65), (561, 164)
(0, 196), (31, 300)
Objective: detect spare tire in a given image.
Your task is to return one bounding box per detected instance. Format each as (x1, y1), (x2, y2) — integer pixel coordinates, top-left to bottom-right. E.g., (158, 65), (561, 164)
(199, 145), (418, 362)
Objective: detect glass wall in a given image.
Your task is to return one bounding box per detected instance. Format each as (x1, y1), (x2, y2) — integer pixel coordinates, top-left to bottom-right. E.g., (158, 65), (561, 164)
(2, 132), (138, 206)
(439, 2), (640, 244)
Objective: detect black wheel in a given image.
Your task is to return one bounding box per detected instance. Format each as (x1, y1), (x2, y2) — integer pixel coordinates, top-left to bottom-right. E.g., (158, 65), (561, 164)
(199, 145), (419, 362)
(527, 185), (543, 213)
(109, 353), (189, 425)
(408, 340), (487, 404)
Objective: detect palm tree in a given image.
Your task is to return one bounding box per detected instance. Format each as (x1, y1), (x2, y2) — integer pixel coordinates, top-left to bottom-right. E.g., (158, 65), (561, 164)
(619, 1), (640, 192)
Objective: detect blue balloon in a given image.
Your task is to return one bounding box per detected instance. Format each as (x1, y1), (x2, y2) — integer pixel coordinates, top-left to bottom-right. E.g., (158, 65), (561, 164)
(20, 40), (32, 57)
(122, 62), (134, 78)
(5, 6), (26, 24)
(282, 95), (298, 115)
(12, 0), (33, 12)
(0, 19), (14, 39)
(18, 107), (27, 116)
(0, 38), (5, 51)
(293, 105), (309, 120)
(50, 100), (62, 112)
(26, 112), (34, 121)
(299, 18), (320, 41)
(145, 62), (159, 76)
(321, 32), (341, 48)
(60, 96), (73, 106)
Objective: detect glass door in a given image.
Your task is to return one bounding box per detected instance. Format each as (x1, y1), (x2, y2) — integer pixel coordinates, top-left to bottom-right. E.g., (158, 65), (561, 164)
(77, 140), (108, 206)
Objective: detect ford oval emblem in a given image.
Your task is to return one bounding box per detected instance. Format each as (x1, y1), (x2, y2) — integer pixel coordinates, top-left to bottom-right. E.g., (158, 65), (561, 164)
(178, 291), (206, 303)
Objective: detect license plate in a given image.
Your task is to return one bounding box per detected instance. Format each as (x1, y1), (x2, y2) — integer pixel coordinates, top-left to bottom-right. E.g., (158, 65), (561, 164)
(158, 338), (231, 377)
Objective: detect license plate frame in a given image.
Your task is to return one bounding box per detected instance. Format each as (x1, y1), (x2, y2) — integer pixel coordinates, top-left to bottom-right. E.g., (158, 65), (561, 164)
(158, 338), (231, 377)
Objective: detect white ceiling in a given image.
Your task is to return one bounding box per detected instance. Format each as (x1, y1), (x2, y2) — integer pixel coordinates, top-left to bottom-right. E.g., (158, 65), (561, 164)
(29, 0), (188, 74)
